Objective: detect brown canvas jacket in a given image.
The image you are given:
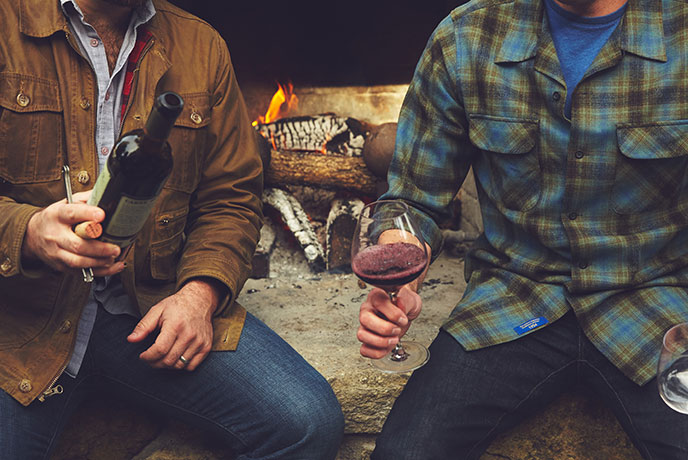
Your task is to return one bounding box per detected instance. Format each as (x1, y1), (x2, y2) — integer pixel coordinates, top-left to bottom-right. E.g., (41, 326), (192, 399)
(0, 0), (263, 406)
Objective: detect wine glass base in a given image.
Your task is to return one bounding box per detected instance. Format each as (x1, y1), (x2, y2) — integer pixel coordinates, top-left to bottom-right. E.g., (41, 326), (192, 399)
(372, 341), (430, 373)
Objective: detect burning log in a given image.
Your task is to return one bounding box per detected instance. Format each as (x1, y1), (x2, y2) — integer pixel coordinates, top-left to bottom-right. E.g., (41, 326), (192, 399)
(326, 198), (364, 272)
(255, 114), (369, 156)
(262, 187), (326, 272)
(257, 119), (397, 196)
(265, 150), (379, 195)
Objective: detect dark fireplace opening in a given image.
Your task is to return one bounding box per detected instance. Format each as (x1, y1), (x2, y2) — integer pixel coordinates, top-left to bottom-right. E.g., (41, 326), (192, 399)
(168, 0), (468, 88)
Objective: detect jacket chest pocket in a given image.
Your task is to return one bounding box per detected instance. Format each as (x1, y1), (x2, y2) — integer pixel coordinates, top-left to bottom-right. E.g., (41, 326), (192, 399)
(0, 73), (63, 184)
(148, 204), (188, 281)
(613, 122), (688, 214)
(469, 115), (541, 212)
(164, 93), (211, 194)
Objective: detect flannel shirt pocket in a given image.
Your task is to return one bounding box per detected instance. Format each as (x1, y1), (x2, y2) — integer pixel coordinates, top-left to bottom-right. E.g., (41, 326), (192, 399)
(468, 114), (540, 212)
(614, 121), (688, 214)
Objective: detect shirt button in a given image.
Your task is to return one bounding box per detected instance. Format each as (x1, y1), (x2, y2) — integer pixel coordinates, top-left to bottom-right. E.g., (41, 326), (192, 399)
(76, 170), (90, 184)
(59, 320), (72, 334)
(0, 257), (12, 273)
(568, 212), (578, 220)
(80, 97), (91, 110)
(105, 91), (111, 101)
(578, 260), (589, 270)
(90, 38), (99, 47)
(16, 92), (30, 107)
(100, 147), (109, 156)
(552, 91), (561, 101)
(18, 379), (32, 393)
(190, 111), (202, 125)
(574, 150), (584, 159)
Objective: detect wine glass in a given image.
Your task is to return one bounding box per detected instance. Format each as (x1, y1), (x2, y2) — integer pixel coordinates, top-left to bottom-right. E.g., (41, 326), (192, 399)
(658, 322), (688, 413)
(351, 200), (430, 372)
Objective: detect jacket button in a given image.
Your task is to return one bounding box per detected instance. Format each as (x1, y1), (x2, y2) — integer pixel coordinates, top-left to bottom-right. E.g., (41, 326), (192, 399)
(18, 379), (32, 393)
(76, 170), (90, 184)
(0, 257), (12, 273)
(16, 92), (30, 107)
(80, 98), (91, 110)
(59, 320), (72, 333)
(190, 111), (202, 125)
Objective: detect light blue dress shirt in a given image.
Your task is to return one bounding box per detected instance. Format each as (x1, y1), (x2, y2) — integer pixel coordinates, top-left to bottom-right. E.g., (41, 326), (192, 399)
(59, 0), (156, 377)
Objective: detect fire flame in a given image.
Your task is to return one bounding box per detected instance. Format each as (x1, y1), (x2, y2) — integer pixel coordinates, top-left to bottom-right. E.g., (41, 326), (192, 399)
(252, 82), (298, 126)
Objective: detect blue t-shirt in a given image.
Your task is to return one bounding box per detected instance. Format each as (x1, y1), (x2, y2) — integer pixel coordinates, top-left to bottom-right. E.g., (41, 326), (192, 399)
(544, 0), (628, 118)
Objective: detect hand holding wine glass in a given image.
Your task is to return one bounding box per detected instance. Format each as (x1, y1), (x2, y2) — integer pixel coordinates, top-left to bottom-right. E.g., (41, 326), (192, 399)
(658, 322), (688, 413)
(352, 200), (430, 372)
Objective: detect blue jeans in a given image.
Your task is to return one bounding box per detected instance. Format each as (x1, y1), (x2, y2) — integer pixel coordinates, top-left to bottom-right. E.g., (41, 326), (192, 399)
(373, 311), (688, 460)
(0, 307), (344, 460)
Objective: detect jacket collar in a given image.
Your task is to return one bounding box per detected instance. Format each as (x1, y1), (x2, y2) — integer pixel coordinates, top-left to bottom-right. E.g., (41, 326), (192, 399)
(20, 0), (158, 39)
(19, 0), (69, 38)
(495, 0), (667, 64)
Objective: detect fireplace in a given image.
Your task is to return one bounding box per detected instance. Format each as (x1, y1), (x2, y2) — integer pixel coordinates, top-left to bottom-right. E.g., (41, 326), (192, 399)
(166, 0), (472, 276)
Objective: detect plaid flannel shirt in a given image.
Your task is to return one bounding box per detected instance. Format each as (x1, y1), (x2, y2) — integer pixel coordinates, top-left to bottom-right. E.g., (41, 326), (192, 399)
(384, 0), (688, 385)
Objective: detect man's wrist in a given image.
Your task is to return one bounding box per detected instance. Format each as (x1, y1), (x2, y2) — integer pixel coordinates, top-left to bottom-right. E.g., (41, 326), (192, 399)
(180, 277), (228, 315)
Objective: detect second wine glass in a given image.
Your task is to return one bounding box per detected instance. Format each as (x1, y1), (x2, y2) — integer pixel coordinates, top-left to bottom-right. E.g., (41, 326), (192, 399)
(658, 322), (688, 414)
(351, 200), (430, 372)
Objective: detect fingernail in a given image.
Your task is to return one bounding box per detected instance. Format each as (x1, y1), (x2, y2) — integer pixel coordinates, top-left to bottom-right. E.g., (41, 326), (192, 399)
(398, 317), (408, 326)
(392, 328), (401, 335)
(388, 338), (396, 346)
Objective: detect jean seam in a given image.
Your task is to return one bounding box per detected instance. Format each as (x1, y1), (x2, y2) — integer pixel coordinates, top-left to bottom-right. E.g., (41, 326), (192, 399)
(96, 373), (251, 451)
(577, 322), (584, 380)
(465, 361), (576, 459)
(42, 376), (90, 460)
(579, 360), (655, 460)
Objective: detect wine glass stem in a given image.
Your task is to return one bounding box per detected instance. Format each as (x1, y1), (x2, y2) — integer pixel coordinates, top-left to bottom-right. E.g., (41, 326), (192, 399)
(388, 290), (409, 362)
(390, 343), (409, 362)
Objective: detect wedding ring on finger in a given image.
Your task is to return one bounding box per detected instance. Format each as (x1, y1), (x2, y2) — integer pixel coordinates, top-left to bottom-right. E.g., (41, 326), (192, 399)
(179, 355), (189, 365)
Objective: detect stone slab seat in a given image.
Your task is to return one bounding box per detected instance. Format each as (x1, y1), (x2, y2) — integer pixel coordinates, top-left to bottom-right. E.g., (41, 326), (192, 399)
(52, 254), (644, 459)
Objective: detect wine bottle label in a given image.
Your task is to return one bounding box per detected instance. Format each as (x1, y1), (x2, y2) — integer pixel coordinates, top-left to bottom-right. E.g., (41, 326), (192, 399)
(105, 195), (157, 237)
(87, 164), (111, 206)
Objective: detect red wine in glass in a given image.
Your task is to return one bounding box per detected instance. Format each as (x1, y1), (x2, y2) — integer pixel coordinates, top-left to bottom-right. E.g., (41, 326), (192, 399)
(352, 242), (427, 294)
(351, 200), (430, 372)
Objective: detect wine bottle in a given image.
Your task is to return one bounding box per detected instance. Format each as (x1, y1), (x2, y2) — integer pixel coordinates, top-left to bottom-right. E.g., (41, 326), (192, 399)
(84, 91), (184, 261)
